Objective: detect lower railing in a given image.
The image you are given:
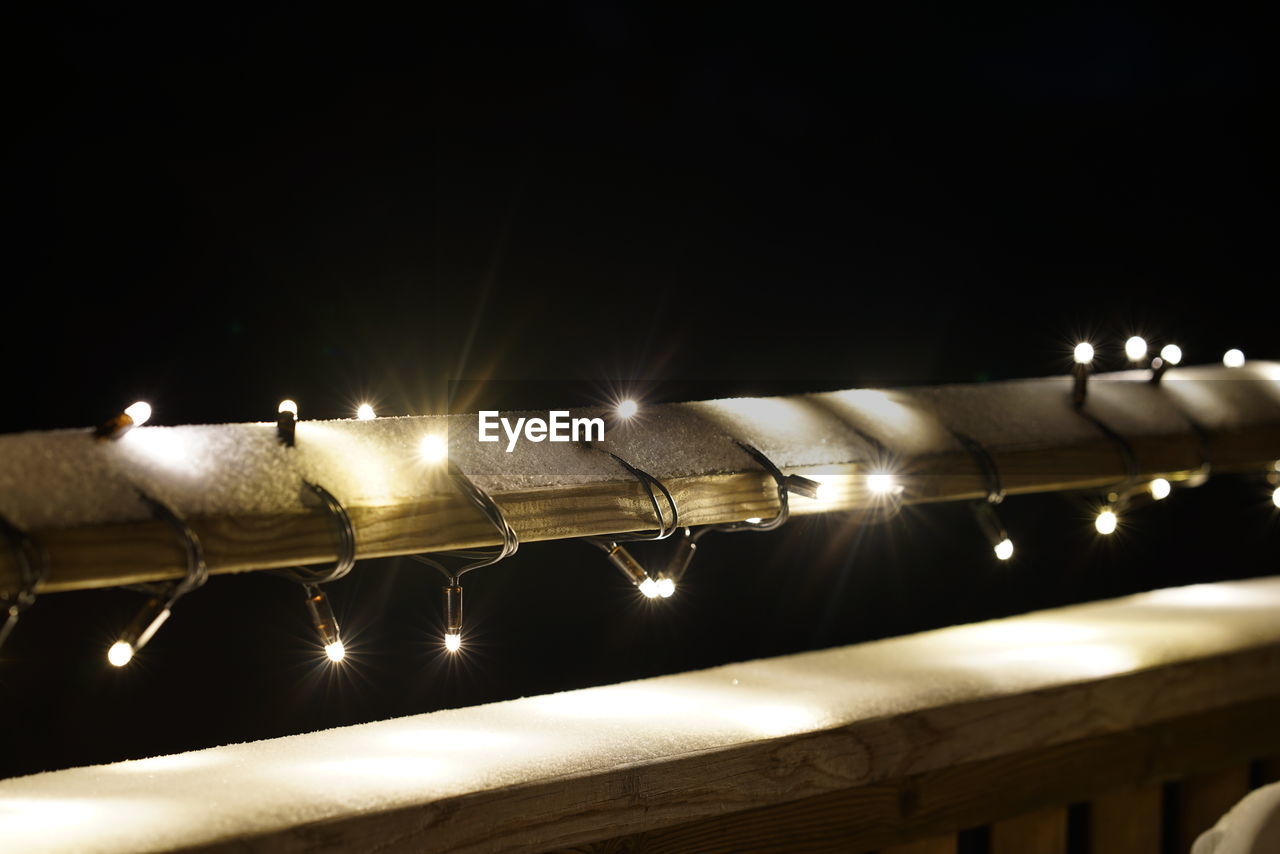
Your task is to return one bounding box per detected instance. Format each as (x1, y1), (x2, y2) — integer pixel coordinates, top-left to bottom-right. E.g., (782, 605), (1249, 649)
(4, 577), (1280, 853)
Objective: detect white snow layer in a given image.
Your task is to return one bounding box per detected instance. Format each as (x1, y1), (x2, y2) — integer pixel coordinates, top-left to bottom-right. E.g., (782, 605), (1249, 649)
(0, 363), (1275, 530)
(1, 577), (1279, 853)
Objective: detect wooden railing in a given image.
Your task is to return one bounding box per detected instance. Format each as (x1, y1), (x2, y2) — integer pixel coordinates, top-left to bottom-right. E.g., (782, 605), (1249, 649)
(3, 362), (1278, 595)
(3, 577), (1280, 853)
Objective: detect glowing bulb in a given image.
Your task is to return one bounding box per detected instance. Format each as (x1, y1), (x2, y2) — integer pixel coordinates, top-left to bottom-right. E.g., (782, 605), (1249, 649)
(994, 538), (1014, 561)
(866, 473), (897, 494)
(616, 399), (639, 419)
(108, 641), (134, 667)
(1223, 349), (1245, 368)
(1160, 344), (1182, 365)
(324, 641), (346, 662)
(1273, 486), (1280, 509)
(1124, 336), (1148, 361)
(1095, 508), (1118, 535)
(444, 631), (462, 653)
(744, 517), (763, 524)
(1150, 478), (1171, 500)
(419, 434), (447, 463)
(638, 577), (660, 599)
(655, 577), (676, 598)
(124, 401), (152, 426)
(277, 399), (298, 417)
(356, 403), (376, 421)
(1073, 342), (1094, 364)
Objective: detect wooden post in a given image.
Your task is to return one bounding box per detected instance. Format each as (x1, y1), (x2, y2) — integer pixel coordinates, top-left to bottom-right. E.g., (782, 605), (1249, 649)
(1090, 785), (1162, 854)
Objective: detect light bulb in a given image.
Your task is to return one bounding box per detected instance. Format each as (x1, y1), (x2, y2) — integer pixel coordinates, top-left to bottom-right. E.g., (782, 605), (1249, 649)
(616, 399), (639, 419)
(744, 517), (763, 524)
(108, 641), (134, 667)
(124, 401), (152, 426)
(1073, 342), (1094, 364)
(1272, 486), (1280, 509)
(655, 576), (676, 598)
(638, 577), (660, 599)
(1095, 508), (1118, 535)
(324, 641), (346, 663)
(1160, 344), (1182, 366)
(994, 538), (1014, 561)
(1124, 336), (1148, 361)
(277, 399), (298, 417)
(419, 434), (447, 463)
(356, 403), (376, 420)
(444, 631), (462, 653)
(867, 473), (897, 494)
(1223, 349), (1245, 368)
(1150, 478), (1171, 500)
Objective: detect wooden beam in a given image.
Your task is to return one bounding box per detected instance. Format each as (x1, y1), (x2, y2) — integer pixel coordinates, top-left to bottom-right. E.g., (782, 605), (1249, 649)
(4, 578), (1280, 853)
(1174, 766), (1252, 852)
(2, 363), (1278, 594)
(991, 807), (1066, 854)
(1089, 786), (1162, 854)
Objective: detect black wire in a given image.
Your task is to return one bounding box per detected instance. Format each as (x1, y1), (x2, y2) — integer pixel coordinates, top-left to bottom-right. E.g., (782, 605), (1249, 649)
(410, 463), (519, 585)
(272, 481), (357, 586)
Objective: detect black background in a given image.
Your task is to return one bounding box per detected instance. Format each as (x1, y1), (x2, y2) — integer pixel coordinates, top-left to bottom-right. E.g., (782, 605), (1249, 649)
(1, 5), (1275, 778)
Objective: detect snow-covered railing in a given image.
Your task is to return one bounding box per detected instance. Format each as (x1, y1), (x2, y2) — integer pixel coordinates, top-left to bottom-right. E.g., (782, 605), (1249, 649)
(1, 363), (1278, 595)
(3, 577), (1280, 852)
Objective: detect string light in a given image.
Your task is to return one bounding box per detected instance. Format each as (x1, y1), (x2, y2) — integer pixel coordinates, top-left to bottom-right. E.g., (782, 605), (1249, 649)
(94, 400), (153, 440)
(1151, 343), (1182, 384)
(1273, 487), (1280, 509)
(1223, 349), (1246, 368)
(1072, 343), (1093, 408)
(356, 403), (377, 421)
(108, 596), (171, 667)
(1150, 478), (1171, 501)
(1124, 336), (1148, 362)
(419, 434), (447, 463)
(866, 473), (898, 494)
(616, 399), (639, 419)
(443, 585), (463, 652)
(107, 641), (134, 667)
(303, 586), (345, 664)
(1095, 508), (1118, 535)
(994, 538), (1015, 561)
(277, 399), (298, 446)
(654, 576), (676, 598)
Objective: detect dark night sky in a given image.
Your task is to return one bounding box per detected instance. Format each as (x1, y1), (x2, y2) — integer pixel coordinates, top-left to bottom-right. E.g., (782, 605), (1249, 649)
(1, 5), (1275, 778)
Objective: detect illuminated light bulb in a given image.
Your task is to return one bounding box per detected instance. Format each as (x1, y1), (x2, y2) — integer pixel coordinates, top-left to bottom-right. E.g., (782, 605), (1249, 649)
(866, 473), (897, 494)
(356, 403), (376, 420)
(95, 400), (154, 440)
(655, 576), (676, 598)
(994, 538), (1014, 561)
(1073, 342), (1095, 364)
(124, 401), (152, 426)
(616, 399), (639, 420)
(1095, 508), (1118, 535)
(444, 631), (462, 653)
(744, 517), (763, 524)
(107, 641), (134, 667)
(1223, 349), (1245, 368)
(1160, 344), (1182, 366)
(1273, 486), (1280, 509)
(324, 641), (346, 663)
(419, 434), (447, 463)
(1124, 336), (1148, 362)
(276, 400), (299, 446)
(1150, 478), (1171, 500)
(638, 577), (661, 599)
(304, 586), (343, 662)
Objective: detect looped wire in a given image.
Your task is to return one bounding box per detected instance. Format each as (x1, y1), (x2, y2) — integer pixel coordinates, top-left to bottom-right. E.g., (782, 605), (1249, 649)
(273, 481), (357, 586)
(1073, 409), (1140, 489)
(134, 490), (208, 604)
(0, 515), (47, 648)
(949, 429), (1004, 504)
(410, 463), (519, 584)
